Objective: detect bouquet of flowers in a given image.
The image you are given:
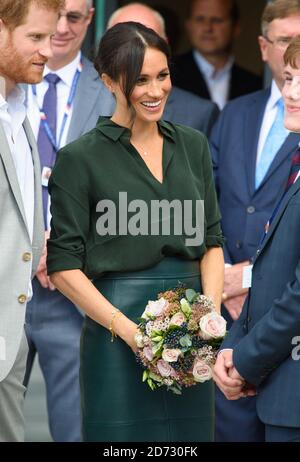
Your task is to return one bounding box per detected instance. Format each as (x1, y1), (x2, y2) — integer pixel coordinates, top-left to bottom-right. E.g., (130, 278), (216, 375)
(135, 286), (227, 395)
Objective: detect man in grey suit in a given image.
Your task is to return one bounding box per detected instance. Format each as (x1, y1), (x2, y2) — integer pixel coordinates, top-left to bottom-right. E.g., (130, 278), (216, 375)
(106, 2), (219, 135)
(0, 0), (62, 442)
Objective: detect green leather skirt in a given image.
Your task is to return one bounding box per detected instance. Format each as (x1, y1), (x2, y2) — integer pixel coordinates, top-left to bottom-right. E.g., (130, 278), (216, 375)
(80, 257), (214, 442)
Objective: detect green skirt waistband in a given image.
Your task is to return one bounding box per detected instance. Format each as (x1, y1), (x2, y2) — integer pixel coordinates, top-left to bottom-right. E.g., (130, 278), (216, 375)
(93, 257), (200, 282)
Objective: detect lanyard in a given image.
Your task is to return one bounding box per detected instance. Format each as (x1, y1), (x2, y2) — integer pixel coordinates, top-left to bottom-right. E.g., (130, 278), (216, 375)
(32, 57), (83, 151)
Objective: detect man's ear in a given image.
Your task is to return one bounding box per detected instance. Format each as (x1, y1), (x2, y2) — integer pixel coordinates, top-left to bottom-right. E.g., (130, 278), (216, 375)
(86, 7), (95, 27)
(258, 35), (268, 63)
(0, 20), (7, 98)
(233, 22), (241, 40)
(0, 77), (6, 97)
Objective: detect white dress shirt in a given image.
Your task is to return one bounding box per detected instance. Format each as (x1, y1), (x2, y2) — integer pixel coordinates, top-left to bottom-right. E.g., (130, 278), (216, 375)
(0, 86), (34, 296)
(193, 50), (234, 110)
(256, 80), (289, 165)
(26, 52), (81, 229)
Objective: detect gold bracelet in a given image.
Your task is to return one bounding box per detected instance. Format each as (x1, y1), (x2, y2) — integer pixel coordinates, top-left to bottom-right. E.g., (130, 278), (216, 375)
(109, 309), (122, 342)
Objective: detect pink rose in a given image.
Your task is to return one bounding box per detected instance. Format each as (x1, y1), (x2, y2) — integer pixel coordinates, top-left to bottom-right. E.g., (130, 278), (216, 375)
(199, 312), (227, 340)
(143, 345), (154, 361)
(192, 360), (212, 383)
(142, 297), (169, 319)
(162, 348), (181, 362)
(157, 359), (174, 377)
(169, 311), (186, 327)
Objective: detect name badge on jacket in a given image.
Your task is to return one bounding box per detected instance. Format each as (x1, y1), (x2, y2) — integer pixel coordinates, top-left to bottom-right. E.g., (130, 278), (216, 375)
(242, 265), (253, 289)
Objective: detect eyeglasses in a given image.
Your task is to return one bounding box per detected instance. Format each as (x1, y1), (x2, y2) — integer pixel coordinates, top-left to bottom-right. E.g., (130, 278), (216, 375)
(264, 35), (294, 51)
(58, 11), (89, 24)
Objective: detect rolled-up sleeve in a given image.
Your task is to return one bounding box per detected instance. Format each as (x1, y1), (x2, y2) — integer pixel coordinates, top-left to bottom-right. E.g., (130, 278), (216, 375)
(47, 146), (90, 274)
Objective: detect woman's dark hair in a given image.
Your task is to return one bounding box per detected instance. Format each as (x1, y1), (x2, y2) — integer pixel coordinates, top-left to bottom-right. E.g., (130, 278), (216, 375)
(94, 21), (171, 106)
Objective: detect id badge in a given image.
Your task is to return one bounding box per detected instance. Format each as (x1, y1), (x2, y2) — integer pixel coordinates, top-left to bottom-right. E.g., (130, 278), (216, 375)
(242, 265), (253, 289)
(41, 166), (52, 187)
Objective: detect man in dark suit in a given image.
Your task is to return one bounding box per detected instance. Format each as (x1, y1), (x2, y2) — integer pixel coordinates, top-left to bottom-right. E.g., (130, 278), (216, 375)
(172, 0), (262, 109)
(210, 0), (300, 442)
(106, 2), (219, 134)
(214, 35), (300, 442)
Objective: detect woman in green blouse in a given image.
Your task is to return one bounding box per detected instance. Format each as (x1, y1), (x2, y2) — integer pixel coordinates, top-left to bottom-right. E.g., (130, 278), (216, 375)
(47, 22), (224, 442)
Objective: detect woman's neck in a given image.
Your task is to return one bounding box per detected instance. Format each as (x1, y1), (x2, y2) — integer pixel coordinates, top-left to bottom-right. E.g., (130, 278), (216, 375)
(131, 120), (159, 143)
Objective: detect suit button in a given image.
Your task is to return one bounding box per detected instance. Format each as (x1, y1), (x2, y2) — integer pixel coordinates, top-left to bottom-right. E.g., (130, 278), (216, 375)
(247, 206), (256, 214)
(256, 249), (260, 256)
(18, 294), (27, 304)
(236, 240), (242, 249)
(22, 252), (32, 262)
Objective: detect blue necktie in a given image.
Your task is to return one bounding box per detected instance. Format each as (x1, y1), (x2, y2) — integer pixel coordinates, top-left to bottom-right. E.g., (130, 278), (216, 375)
(37, 73), (60, 228)
(255, 98), (287, 189)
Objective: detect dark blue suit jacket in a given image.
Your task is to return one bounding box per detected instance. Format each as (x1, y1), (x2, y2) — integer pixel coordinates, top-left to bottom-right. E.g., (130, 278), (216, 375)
(222, 178), (300, 427)
(210, 88), (300, 263)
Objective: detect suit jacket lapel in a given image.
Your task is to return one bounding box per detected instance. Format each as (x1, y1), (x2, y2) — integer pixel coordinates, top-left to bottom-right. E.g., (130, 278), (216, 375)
(67, 57), (114, 142)
(163, 89), (175, 121)
(23, 117), (44, 271)
(0, 120), (28, 229)
(182, 52), (211, 99)
(255, 178), (300, 261)
(244, 89), (270, 196)
(257, 132), (300, 190)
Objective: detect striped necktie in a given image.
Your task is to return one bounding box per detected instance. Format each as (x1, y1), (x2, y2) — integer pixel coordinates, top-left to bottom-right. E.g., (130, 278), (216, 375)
(286, 147), (300, 191)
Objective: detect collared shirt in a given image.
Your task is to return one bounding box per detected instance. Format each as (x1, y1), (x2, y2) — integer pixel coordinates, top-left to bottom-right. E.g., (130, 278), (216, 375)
(193, 50), (234, 110)
(0, 87), (34, 241)
(26, 52), (81, 229)
(0, 86), (34, 297)
(47, 117), (224, 277)
(256, 80), (290, 165)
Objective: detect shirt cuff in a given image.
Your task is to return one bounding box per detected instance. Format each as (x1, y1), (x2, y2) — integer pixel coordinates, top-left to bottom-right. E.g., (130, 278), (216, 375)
(218, 348), (233, 356)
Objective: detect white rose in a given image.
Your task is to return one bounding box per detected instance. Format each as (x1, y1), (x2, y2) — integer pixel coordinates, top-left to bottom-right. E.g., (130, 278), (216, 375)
(157, 359), (174, 377)
(199, 312), (227, 340)
(169, 312), (186, 327)
(134, 331), (145, 348)
(162, 348), (181, 362)
(141, 297), (169, 319)
(192, 360), (213, 383)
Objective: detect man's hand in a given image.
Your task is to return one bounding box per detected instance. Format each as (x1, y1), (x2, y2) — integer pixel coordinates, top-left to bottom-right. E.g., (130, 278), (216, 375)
(213, 350), (245, 400)
(35, 231), (55, 291)
(223, 293), (247, 320)
(222, 262), (249, 319)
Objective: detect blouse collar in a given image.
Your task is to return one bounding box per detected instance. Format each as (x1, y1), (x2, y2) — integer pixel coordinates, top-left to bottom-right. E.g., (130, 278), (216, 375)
(95, 116), (176, 143)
